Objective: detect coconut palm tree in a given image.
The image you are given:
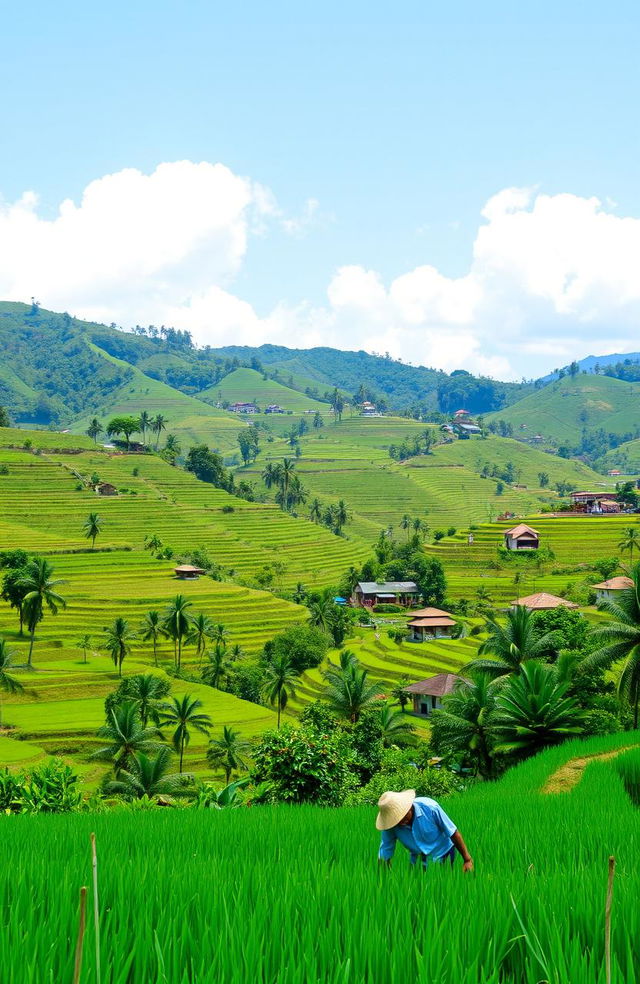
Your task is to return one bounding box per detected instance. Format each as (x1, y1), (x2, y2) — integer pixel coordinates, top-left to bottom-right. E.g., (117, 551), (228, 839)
(140, 610), (164, 666)
(104, 617), (136, 677)
(105, 746), (188, 800)
(138, 410), (151, 446)
(164, 434), (181, 457)
(279, 458), (296, 510)
(618, 527), (640, 567)
(201, 644), (231, 689)
(262, 654), (299, 728)
(163, 595), (193, 670)
(491, 661), (584, 758)
(77, 633), (92, 665)
(308, 593), (335, 634)
(261, 462), (282, 490)
(126, 673), (170, 727)
(430, 674), (496, 778)
(211, 623), (229, 651)
(152, 413), (167, 450)
(400, 514), (411, 541)
(188, 613), (214, 664)
(92, 702), (164, 770)
(586, 566), (640, 727)
(324, 650), (382, 723)
(467, 606), (557, 680)
(83, 512), (103, 550)
(206, 726), (251, 783)
(17, 558), (67, 667)
(86, 417), (103, 444)
(309, 498), (323, 524)
(334, 500), (348, 534)
(376, 703), (415, 746)
(160, 695), (213, 772)
(0, 638), (24, 727)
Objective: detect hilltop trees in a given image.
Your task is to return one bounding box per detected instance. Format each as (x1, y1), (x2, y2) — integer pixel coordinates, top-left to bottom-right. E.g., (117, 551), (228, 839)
(106, 415), (140, 448)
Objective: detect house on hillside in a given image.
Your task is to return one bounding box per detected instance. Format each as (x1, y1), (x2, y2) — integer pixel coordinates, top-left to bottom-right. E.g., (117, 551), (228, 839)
(174, 564), (206, 580)
(265, 404), (285, 414)
(511, 592), (579, 611)
(229, 402), (258, 414)
(352, 581), (419, 607)
(455, 422), (481, 436)
(407, 607), (456, 641)
(570, 491), (622, 514)
(453, 409), (471, 420)
(96, 482), (118, 496)
(592, 576), (634, 603)
(503, 524), (540, 550)
(360, 401), (377, 416)
(404, 673), (465, 717)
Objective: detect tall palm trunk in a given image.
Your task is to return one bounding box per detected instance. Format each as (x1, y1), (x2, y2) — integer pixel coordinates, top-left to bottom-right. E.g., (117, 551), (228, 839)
(153, 638), (158, 667)
(179, 734), (185, 773)
(27, 628), (35, 667)
(277, 695), (282, 729)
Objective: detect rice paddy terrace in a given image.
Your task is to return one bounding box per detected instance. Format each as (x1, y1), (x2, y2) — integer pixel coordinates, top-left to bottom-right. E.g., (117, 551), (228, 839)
(2, 731), (639, 983)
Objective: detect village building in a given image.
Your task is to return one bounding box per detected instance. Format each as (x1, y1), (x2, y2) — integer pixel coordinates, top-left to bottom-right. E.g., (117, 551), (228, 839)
(569, 491), (621, 514)
(174, 564), (206, 580)
(96, 482), (118, 496)
(404, 673), (465, 717)
(455, 422), (481, 436)
(352, 580), (419, 607)
(453, 409), (471, 419)
(229, 402), (258, 414)
(592, 576), (634, 604)
(511, 592), (579, 611)
(265, 404), (285, 414)
(407, 607), (456, 641)
(503, 524), (540, 551)
(608, 469), (622, 477)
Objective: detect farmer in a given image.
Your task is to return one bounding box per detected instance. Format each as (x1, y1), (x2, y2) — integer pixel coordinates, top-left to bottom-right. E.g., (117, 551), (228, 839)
(376, 789), (473, 872)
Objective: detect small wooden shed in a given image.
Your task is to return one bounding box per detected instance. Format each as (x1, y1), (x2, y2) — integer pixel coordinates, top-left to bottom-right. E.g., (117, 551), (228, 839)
(174, 564), (206, 580)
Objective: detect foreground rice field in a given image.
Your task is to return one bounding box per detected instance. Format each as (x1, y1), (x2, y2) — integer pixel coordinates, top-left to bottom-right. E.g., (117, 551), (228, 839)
(2, 732), (639, 983)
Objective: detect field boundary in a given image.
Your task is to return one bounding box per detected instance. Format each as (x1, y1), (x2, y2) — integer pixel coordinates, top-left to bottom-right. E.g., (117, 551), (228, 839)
(542, 744), (639, 794)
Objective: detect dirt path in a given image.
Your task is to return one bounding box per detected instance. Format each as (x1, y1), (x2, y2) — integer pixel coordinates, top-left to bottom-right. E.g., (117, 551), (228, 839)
(542, 745), (637, 794)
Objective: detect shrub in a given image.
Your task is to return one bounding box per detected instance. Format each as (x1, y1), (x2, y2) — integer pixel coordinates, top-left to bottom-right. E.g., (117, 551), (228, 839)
(1, 760), (83, 813)
(0, 464), (8, 475)
(345, 763), (460, 806)
(252, 725), (356, 805)
(373, 603), (404, 613)
(221, 505), (235, 513)
(446, 527), (457, 537)
(433, 530), (445, 542)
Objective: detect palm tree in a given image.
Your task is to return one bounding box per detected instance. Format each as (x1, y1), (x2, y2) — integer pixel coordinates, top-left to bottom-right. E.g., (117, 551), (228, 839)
(126, 673), (170, 727)
(400, 514), (411, 540)
(279, 458), (296, 511)
(324, 650), (382, 723)
(261, 462), (282, 490)
(202, 644), (231, 689)
(77, 633), (92, 665)
(160, 695), (213, 772)
(618, 527), (640, 567)
(492, 661), (584, 757)
(92, 702), (164, 770)
(105, 747), (189, 800)
(467, 606), (557, 680)
(206, 726), (250, 783)
(334, 500), (348, 534)
(308, 593), (335, 634)
(0, 638), (24, 727)
(17, 558), (67, 667)
(212, 623), (229, 650)
(86, 417), (103, 444)
(430, 674), (496, 778)
(376, 703), (415, 746)
(262, 654), (299, 728)
(188, 613), (214, 664)
(163, 595), (193, 670)
(586, 566), (640, 726)
(152, 413), (167, 450)
(164, 434), (181, 457)
(104, 617), (136, 677)
(309, 498), (323, 524)
(140, 610), (164, 666)
(83, 512), (103, 550)
(138, 410), (151, 446)
(284, 475), (307, 512)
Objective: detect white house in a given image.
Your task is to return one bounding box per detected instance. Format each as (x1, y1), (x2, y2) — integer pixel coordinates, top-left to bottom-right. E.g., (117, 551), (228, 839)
(592, 576), (633, 604)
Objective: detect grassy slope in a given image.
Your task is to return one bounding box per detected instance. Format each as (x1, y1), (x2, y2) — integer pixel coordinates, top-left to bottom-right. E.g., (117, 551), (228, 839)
(486, 372), (640, 443)
(199, 366), (328, 413)
(70, 343), (243, 453)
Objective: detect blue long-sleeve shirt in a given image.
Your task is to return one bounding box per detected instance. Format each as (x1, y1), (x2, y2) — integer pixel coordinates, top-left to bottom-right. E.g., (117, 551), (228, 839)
(378, 797), (457, 864)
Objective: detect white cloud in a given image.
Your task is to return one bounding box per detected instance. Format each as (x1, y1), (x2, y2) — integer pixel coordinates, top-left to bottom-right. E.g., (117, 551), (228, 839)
(2, 165), (640, 378)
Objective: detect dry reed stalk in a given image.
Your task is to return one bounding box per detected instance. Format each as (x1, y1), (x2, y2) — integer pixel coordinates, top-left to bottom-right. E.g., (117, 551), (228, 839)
(91, 832), (101, 984)
(73, 886), (87, 984)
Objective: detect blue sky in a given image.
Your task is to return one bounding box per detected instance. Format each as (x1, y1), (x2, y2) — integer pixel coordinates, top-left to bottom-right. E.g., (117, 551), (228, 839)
(2, 1), (640, 377)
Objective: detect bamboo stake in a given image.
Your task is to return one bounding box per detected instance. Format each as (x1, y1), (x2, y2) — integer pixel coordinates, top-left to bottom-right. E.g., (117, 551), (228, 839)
(605, 855), (616, 984)
(73, 886), (87, 984)
(91, 832), (101, 984)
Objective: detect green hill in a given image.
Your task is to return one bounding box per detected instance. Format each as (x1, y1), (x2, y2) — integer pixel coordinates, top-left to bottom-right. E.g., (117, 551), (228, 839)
(199, 366), (329, 414)
(487, 372), (640, 445)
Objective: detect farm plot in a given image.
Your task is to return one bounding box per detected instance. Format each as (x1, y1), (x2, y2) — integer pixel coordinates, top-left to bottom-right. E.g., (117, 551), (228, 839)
(2, 731), (640, 983)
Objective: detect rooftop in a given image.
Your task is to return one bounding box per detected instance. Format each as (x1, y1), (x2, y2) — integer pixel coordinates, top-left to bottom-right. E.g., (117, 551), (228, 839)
(404, 673), (466, 697)
(504, 523), (539, 538)
(592, 576), (634, 591)
(357, 581), (418, 593)
(511, 592), (579, 610)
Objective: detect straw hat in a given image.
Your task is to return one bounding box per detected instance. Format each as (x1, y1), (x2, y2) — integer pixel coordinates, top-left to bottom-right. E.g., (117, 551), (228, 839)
(375, 789), (415, 830)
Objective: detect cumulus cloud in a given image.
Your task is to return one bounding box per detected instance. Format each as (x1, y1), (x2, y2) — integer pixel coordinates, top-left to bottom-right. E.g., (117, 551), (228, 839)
(2, 164), (640, 378)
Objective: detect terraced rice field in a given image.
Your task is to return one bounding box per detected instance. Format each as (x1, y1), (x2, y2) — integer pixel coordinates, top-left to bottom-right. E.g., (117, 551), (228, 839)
(429, 514), (637, 603)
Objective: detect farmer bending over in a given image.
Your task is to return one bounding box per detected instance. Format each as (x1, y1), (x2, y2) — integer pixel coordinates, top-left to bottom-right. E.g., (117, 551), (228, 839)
(376, 789), (473, 872)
